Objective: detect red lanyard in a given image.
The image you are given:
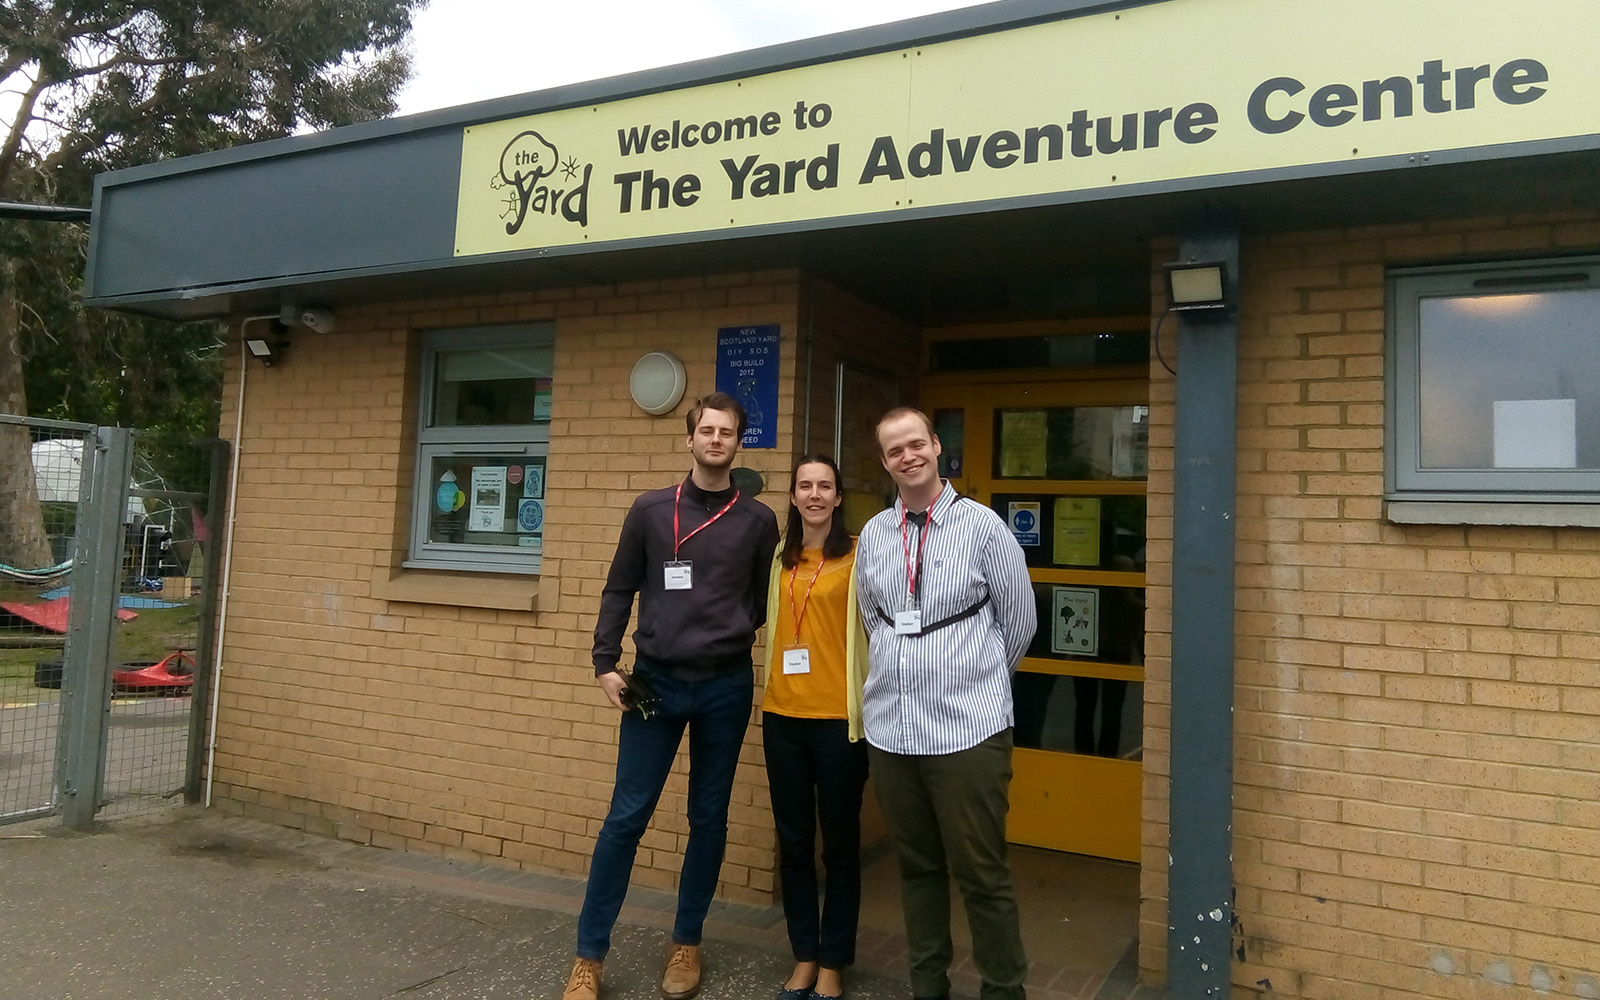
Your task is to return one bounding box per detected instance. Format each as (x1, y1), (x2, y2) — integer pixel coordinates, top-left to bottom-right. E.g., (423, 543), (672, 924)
(900, 508), (931, 602)
(673, 481), (740, 559)
(788, 552), (826, 641)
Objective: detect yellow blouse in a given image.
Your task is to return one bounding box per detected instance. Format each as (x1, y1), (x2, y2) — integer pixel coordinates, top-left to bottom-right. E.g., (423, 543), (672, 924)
(761, 545), (868, 738)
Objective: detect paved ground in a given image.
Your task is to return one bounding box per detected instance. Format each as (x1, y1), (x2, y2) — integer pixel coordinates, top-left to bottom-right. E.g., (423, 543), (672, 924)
(0, 806), (1165, 1000)
(1, 681), (190, 822)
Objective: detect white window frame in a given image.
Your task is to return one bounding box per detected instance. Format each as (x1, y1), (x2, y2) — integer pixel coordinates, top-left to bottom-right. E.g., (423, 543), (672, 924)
(1386, 255), (1600, 525)
(406, 324), (554, 574)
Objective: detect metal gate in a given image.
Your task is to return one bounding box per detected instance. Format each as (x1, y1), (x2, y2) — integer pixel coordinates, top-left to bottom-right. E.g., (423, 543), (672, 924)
(1, 413), (224, 827)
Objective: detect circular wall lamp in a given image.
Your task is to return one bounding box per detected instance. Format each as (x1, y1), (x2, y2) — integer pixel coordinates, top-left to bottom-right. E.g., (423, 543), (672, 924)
(630, 351), (687, 415)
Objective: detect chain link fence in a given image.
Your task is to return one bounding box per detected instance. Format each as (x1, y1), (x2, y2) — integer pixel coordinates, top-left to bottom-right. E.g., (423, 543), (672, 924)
(1, 414), (220, 825)
(0, 415), (89, 822)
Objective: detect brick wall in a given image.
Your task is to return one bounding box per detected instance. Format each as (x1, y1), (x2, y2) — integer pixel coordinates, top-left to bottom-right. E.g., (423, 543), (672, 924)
(1141, 212), (1600, 996)
(209, 270), (916, 906)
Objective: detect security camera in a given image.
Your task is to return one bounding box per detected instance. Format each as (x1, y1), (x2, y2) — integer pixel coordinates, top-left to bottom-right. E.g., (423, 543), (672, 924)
(299, 307), (335, 333)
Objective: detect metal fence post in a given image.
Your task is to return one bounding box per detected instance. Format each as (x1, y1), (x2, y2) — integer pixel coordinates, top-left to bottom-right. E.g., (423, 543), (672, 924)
(58, 426), (134, 829)
(185, 438), (230, 802)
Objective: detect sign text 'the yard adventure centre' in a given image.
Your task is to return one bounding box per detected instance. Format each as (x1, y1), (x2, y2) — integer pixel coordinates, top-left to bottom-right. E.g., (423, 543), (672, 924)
(453, 0), (1599, 257)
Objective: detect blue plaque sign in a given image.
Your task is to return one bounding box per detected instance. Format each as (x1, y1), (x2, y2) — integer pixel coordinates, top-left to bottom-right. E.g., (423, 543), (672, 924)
(715, 324), (780, 449)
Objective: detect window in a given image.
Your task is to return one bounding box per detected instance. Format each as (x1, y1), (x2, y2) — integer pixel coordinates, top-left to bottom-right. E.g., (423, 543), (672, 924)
(408, 325), (553, 574)
(1388, 257), (1600, 516)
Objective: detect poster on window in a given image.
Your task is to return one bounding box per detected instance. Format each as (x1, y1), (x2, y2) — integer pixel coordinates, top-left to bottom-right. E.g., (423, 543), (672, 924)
(1492, 398), (1576, 468)
(1007, 502), (1041, 547)
(517, 498), (545, 535)
(999, 410), (1046, 478)
(469, 465), (508, 532)
(1051, 586), (1099, 657)
(1053, 497), (1101, 566)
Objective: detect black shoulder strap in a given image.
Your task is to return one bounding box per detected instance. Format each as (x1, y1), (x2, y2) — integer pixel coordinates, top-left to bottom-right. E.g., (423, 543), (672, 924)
(875, 593), (991, 636)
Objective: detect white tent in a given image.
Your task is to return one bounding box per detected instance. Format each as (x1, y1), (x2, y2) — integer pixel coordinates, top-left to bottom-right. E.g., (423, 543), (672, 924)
(30, 439), (147, 520)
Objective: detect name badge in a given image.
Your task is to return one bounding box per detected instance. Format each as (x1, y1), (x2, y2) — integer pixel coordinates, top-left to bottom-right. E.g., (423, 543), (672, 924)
(664, 560), (693, 590)
(893, 609), (922, 635)
(782, 646), (811, 675)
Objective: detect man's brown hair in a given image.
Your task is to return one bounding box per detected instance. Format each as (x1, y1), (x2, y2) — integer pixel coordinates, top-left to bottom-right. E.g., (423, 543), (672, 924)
(686, 391), (749, 437)
(875, 406), (936, 453)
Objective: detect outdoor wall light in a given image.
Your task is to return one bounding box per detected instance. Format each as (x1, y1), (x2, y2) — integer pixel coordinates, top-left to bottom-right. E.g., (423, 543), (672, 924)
(244, 326), (289, 366)
(629, 350), (687, 415)
(1164, 260), (1232, 311)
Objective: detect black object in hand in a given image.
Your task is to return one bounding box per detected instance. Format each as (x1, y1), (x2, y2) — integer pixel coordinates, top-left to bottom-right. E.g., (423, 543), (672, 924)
(618, 669), (661, 719)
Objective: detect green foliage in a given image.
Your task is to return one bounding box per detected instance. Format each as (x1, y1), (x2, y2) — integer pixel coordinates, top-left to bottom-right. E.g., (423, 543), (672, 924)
(1, 0), (425, 490)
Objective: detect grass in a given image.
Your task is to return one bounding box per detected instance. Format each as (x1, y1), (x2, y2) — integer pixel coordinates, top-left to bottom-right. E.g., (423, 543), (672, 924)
(0, 580), (202, 684)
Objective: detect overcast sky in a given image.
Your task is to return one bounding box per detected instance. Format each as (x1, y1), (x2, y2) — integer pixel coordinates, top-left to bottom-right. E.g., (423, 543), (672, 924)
(394, 0), (990, 117)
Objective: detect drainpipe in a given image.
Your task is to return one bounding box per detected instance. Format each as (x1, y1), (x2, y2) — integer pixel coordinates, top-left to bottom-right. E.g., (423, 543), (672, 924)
(1167, 227), (1240, 997)
(203, 315), (272, 807)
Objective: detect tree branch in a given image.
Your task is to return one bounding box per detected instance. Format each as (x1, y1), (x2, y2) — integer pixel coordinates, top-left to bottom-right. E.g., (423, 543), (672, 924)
(62, 50), (187, 83)
(0, 71), (50, 195)
(0, 52), (32, 84)
(15, 299), (56, 346)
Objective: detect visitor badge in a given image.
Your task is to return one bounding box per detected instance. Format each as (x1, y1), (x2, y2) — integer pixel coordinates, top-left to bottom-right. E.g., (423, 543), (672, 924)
(782, 646), (811, 675)
(664, 560), (693, 590)
(894, 610), (922, 635)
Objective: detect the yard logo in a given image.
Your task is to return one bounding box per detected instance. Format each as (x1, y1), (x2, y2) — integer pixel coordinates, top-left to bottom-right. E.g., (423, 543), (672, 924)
(491, 129), (591, 235)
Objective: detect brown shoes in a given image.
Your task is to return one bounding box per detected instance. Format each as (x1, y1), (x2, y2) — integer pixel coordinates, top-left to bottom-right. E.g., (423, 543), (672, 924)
(563, 957), (602, 1000)
(661, 943), (702, 999)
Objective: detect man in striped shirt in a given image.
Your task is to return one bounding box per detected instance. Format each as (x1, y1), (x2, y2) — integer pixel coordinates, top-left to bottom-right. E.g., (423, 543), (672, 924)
(857, 406), (1037, 1000)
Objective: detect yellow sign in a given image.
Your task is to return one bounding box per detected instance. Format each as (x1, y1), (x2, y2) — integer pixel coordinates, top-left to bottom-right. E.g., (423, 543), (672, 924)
(455, 0), (1600, 257)
(1054, 498), (1102, 567)
(999, 410), (1047, 478)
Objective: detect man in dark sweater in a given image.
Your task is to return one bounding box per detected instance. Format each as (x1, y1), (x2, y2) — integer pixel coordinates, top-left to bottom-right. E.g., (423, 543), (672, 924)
(564, 392), (779, 1000)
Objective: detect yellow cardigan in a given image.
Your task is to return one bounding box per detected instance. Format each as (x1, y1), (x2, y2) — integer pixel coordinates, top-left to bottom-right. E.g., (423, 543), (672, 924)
(761, 543), (871, 742)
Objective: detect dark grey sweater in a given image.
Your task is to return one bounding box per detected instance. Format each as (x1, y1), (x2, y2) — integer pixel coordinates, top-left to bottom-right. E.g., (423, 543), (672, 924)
(592, 476), (779, 678)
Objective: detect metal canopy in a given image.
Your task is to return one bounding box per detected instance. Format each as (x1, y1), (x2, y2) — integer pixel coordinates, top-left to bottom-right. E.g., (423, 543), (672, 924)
(80, 0), (1600, 326)
(87, 146), (1600, 327)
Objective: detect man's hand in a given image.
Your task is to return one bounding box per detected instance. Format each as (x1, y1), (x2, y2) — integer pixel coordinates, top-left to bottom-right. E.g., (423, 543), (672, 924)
(597, 670), (628, 711)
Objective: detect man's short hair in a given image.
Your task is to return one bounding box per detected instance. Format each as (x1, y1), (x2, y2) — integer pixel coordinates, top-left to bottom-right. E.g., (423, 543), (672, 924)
(875, 406), (936, 453)
(686, 392), (748, 437)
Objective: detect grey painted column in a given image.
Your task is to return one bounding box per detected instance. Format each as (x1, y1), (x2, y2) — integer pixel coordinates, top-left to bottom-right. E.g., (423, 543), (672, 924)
(59, 426), (134, 829)
(1167, 230), (1240, 997)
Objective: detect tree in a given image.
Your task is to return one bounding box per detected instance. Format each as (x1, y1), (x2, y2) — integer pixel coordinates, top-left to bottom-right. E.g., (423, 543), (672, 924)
(0, 0), (425, 570)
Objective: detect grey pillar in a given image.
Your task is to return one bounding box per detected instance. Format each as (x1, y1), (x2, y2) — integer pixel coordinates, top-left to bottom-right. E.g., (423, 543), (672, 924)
(1167, 230), (1240, 997)
(59, 426), (135, 829)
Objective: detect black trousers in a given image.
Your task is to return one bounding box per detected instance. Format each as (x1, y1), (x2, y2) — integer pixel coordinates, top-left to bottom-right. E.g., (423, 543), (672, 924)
(762, 712), (870, 968)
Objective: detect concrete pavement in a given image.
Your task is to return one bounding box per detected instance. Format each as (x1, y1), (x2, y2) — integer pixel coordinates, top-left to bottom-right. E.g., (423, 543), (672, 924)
(0, 807), (1162, 1000)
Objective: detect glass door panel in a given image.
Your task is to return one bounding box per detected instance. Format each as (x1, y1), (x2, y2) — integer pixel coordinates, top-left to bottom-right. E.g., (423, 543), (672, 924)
(923, 375), (1146, 861)
(993, 405), (1148, 481)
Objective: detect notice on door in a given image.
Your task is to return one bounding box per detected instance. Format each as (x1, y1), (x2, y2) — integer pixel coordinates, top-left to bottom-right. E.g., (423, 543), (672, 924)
(1053, 497), (1101, 566)
(1008, 501), (1041, 547)
(999, 410), (1046, 478)
(1052, 586), (1099, 657)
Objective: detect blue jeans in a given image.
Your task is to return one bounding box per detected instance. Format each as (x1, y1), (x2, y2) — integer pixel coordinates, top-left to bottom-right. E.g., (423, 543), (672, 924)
(575, 664), (753, 960)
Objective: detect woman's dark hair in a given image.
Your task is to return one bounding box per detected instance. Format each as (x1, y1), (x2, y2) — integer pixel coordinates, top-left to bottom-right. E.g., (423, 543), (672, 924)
(780, 454), (853, 568)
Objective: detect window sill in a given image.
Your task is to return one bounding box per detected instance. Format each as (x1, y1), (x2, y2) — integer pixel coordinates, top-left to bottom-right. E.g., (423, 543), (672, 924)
(371, 569), (557, 611)
(1385, 500), (1600, 527)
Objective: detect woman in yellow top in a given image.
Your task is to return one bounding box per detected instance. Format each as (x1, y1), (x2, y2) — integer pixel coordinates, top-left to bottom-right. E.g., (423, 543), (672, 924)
(763, 454), (869, 1000)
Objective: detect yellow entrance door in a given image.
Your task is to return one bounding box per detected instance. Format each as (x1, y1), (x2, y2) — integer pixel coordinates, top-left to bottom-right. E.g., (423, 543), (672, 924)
(922, 340), (1147, 862)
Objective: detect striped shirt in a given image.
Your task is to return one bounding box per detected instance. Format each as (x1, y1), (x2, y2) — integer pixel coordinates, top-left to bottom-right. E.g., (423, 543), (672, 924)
(856, 482), (1037, 755)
